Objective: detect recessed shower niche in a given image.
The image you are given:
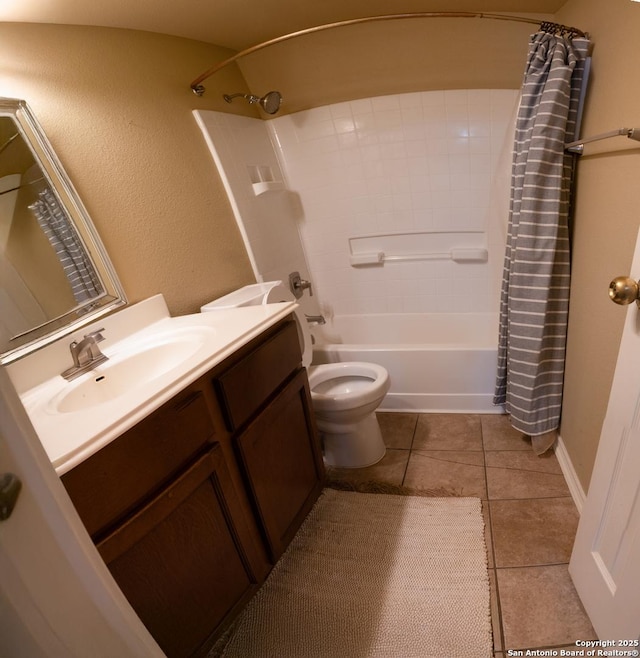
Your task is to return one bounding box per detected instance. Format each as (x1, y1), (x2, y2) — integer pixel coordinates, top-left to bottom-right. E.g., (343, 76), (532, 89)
(247, 164), (284, 195)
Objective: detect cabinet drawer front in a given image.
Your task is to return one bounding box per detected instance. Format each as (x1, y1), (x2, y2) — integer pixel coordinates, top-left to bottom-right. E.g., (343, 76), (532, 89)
(62, 385), (215, 539)
(216, 320), (301, 431)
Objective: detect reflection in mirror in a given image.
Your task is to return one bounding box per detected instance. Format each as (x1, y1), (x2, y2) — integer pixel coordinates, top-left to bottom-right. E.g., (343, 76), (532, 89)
(0, 99), (126, 363)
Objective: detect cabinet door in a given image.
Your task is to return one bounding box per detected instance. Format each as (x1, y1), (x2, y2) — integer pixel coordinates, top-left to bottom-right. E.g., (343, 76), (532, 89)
(236, 368), (324, 561)
(97, 445), (262, 658)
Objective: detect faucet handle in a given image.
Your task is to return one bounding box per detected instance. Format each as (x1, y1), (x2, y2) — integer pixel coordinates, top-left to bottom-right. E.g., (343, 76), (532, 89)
(289, 271), (313, 299)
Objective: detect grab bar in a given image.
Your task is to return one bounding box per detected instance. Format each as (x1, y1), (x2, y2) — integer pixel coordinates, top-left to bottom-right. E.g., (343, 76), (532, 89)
(349, 248), (487, 267)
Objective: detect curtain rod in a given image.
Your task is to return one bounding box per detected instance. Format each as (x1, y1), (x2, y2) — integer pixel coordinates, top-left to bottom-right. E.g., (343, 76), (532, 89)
(565, 128), (640, 155)
(190, 12), (587, 96)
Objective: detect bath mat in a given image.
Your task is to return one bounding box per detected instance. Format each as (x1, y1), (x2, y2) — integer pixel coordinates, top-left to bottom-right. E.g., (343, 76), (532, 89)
(211, 489), (492, 658)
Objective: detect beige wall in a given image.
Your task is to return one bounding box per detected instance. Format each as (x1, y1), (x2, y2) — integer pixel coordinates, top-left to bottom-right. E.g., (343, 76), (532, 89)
(0, 24), (258, 316)
(556, 0), (640, 491)
(239, 17), (535, 113)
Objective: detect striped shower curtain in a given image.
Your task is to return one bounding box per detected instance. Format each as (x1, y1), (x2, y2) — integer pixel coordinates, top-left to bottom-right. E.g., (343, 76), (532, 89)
(494, 32), (591, 453)
(29, 187), (103, 304)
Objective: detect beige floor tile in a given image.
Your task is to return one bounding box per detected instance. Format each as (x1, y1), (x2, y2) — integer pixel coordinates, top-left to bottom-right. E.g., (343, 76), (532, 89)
(481, 415), (531, 451)
(497, 565), (596, 649)
(490, 497), (579, 567)
(377, 412), (418, 450)
(403, 449), (486, 497)
(326, 448), (409, 488)
(413, 413), (483, 451)
(486, 450), (570, 499)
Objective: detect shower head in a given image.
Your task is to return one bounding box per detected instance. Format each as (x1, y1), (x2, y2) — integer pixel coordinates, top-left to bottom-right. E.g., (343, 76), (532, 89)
(223, 91), (283, 115)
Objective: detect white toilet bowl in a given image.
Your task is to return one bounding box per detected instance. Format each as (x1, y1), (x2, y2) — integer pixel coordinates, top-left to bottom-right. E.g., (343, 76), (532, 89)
(201, 281), (391, 469)
(308, 361), (390, 468)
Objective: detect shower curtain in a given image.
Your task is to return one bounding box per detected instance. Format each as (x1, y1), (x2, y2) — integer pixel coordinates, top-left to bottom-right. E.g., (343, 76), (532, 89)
(494, 31), (591, 453)
(29, 187), (102, 304)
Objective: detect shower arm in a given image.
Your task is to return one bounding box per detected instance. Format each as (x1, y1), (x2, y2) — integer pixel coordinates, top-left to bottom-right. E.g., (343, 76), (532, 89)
(224, 92), (260, 104)
(190, 12), (586, 95)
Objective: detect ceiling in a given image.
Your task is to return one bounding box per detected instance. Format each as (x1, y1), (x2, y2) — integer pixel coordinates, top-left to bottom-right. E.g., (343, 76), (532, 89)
(0, 0), (568, 51)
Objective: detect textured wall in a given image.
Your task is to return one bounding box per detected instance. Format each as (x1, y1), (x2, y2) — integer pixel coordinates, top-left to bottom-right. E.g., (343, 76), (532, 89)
(238, 17), (535, 114)
(0, 24), (257, 316)
(554, 0), (640, 492)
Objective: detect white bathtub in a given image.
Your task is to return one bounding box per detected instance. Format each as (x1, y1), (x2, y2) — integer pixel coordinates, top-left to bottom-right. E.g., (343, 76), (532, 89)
(311, 313), (503, 414)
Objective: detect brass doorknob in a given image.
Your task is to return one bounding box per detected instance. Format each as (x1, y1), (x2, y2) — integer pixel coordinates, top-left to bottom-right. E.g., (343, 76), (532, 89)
(609, 276), (640, 306)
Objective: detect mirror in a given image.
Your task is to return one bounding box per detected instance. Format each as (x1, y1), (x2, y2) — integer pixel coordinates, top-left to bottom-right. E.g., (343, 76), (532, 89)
(0, 98), (126, 363)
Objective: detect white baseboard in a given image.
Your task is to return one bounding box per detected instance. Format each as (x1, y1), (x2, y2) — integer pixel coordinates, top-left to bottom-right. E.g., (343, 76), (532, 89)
(554, 433), (587, 514)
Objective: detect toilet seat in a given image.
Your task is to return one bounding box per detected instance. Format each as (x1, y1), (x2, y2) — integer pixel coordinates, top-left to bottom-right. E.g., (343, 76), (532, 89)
(308, 362), (390, 412)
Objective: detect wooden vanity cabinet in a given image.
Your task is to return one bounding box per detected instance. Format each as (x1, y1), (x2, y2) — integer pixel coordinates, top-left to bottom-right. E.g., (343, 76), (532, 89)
(60, 314), (325, 657)
(235, 368), (323, 560)
(97, 444), (260, 658)
(213, 318), (325, 561)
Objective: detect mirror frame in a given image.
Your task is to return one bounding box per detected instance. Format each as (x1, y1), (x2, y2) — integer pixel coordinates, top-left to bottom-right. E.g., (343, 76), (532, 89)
(0, 98), (126, 363)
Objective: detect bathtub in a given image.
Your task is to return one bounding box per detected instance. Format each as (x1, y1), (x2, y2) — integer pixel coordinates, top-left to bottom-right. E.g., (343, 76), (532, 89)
(311, 313), (503, 414)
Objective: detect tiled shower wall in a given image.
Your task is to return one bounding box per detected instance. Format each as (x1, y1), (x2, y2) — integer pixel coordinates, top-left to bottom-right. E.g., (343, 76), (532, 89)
(269, 89), (519, 316)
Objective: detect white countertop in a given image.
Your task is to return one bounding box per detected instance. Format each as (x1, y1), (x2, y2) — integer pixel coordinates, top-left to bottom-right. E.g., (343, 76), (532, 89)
(7, 294), (296, 475)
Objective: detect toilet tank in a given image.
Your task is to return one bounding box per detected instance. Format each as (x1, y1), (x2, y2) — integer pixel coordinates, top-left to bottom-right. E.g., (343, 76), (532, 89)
(201, 281), (311, 367)
(200, 281), (283, 311)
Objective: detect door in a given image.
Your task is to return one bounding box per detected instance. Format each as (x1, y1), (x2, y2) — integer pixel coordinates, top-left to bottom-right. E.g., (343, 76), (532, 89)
(569, 228), (640, 640)
(0, 367), (163, 658)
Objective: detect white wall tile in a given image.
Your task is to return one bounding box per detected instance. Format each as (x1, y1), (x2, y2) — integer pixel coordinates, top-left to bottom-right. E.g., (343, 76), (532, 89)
(269, 89), (519, 317)
(198, 90), (518, 320)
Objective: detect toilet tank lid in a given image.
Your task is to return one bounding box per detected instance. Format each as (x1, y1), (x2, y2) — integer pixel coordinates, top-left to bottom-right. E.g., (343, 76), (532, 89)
(201, 281), (283, 311)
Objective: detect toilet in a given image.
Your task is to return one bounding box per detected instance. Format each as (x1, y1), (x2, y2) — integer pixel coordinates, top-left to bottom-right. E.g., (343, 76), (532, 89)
(201, 281), (390, 468)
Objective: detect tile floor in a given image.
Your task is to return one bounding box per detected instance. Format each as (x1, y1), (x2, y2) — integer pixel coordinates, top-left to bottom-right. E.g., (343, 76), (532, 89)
(325, 412), (597, 657)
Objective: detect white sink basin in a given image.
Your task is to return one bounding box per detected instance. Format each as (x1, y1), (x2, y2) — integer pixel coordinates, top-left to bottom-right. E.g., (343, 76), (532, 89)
(8, 293), (297, 474)
(49, 328), (214, 414)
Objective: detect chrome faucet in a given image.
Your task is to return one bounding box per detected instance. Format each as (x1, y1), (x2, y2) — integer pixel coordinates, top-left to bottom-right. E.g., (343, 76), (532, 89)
(61, 328), (108, 381)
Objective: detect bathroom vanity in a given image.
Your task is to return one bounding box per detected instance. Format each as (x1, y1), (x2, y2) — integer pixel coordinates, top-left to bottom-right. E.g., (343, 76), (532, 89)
(9, 296), (325, 658)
